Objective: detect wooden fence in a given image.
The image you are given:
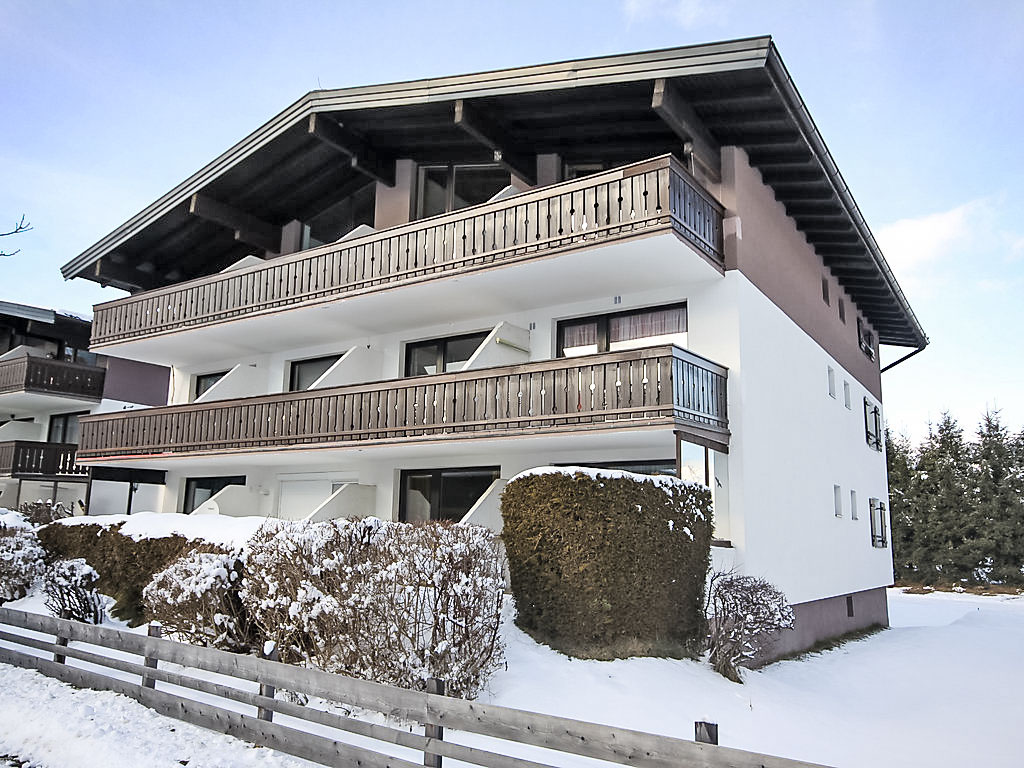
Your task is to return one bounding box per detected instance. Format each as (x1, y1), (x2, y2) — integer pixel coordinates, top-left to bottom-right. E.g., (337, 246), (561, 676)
(0, 607), (829, 768)
(90, 154), (723, 347)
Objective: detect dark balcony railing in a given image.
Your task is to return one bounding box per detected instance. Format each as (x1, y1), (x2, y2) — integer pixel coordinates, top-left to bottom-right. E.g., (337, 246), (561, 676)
(0, 356), (105, 401)
(0, 441), (87, 479)
(78, 345), (728, 460)
(90, 154), (724, 347)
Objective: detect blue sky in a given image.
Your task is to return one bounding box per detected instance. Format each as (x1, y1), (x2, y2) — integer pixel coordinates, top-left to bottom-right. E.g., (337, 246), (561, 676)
(1, 0), (1022, 441)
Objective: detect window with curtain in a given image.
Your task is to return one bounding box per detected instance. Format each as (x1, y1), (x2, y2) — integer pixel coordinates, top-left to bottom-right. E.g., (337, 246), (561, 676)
(557, 303), (687, 357)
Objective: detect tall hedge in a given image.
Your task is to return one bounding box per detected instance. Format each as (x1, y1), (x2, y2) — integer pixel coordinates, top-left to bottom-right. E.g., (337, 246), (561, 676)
(501, 467), (712, 659)
(37, 521), (208, 625)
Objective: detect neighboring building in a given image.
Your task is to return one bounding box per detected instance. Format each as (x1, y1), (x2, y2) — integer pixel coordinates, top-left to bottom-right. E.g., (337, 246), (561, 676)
(0, 301), (169, 513)
(60, 37), (926, 654)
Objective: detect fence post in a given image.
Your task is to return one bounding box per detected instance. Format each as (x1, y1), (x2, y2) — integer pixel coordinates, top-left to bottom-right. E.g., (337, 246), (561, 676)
(695, 721), (719, 745)
(424, 677), (445, 768)
(53, 635), (68, 665)
(258, 642), (278, 722)
(142, 622), (161, 689)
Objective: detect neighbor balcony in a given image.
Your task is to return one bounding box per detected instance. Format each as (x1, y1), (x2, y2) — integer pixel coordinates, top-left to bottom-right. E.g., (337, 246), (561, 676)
(0, 355), (106, 412)
(0, 441), (87, 480)
(77, 345), (729, 462)
(89, 154), (724, 358)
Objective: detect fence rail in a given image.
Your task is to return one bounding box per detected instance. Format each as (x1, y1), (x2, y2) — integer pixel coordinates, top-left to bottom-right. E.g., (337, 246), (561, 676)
(90, 154), (724, 347)
(0, 607), (829, 768)
(0, 440), (87, 479)
(77, 345), (728, 460)
(0, 356), (105, 400)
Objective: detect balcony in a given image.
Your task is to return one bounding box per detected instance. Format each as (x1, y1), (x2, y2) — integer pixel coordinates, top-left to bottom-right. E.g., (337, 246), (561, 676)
(90, 155), (724, 354)
(0, 441), (87, 480)
(78, 345), (728, 462)
(0, 355), (106, 412)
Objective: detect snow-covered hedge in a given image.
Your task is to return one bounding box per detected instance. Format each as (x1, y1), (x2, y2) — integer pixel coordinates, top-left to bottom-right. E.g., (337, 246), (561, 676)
(501, 466), (713, 659)
(43, 558), (106, 624)
(143, 548), (254, 652)
(706, 571), (794, 682)
(0, 523), (46, 602)
(240, 517), (504, 698)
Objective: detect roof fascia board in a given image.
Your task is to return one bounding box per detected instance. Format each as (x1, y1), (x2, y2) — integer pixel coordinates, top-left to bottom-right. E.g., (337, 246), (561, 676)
(0, 301), (56, 325)
(763, 43), (927, 348)
(61, 37), (771, 280)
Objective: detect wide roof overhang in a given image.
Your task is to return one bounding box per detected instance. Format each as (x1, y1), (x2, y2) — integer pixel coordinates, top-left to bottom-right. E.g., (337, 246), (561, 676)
(61, 36), (926, 348)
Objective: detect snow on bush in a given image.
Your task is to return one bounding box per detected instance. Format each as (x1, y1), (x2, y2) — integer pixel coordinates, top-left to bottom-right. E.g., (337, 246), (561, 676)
(705, 571), (794, 682)
(19, 500), (73, 527)
(43, 558), (106, 624)
(143, 548), (255, 652)
(241, 517), (504, 697)
(0, 524), (46, 602)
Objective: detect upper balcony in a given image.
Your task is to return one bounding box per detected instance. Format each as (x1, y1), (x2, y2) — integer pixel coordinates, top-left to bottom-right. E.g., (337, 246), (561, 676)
(0, 354), (106, 413)
(89, 156), (724, 366)
(76, 344), (729, 464)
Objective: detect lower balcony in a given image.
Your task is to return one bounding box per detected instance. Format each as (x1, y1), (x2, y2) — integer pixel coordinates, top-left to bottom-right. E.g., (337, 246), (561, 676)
(78, 345), (729, 462)
(0, 441), (88, 480)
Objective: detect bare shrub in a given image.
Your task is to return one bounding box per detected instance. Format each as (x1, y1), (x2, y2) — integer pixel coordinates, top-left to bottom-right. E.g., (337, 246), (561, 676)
(241, 518), (504, 698)
(0, 525), (46, 602)
(143, 548), (255, 652)
(706, 571), (794, 682)
(19, 500), (72, 527)
(43, 558), (106, 623)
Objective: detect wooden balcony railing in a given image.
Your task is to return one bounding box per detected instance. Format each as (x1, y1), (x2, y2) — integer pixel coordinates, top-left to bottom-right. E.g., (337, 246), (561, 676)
(90, 154), (724, 347)
(0, 441), (87, 479)
(78, 345), (728, 460)
(0, 356), (105, 401)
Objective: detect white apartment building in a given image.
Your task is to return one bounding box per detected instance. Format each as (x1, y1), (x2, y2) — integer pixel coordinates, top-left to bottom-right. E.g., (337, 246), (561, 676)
(60, 38), (926, 654)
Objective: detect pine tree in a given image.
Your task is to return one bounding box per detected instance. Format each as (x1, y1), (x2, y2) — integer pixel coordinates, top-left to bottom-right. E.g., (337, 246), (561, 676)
(886, 428), (917, 581)
(972, 412), (1024, 585)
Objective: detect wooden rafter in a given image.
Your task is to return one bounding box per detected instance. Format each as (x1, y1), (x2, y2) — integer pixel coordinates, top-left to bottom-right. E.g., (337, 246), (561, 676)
(651, 79), (721, 182)
(453, 99), (536, 184)
(307, 113), (395, 187)
(187, 193), (280, 253)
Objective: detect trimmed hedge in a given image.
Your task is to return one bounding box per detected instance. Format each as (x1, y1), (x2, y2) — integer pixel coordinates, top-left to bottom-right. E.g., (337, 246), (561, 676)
(501, 467), (713, 659)
(37, 522), (205, 625)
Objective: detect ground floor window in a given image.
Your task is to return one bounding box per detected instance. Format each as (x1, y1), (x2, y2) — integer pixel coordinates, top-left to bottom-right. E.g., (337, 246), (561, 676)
(399, 466), (500, 523)
(183, 475), (246, 514)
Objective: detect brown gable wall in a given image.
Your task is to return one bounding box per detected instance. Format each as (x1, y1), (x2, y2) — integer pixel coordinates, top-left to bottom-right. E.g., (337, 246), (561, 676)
(718, 146), (882, 400)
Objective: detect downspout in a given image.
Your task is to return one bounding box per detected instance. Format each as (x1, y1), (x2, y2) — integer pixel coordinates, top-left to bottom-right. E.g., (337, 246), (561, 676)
(880, 345), (926, 374)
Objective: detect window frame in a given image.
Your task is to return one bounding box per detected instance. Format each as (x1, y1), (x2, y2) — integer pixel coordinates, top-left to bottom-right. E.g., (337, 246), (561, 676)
(556, 302), (688, 358)
(857, 317), (876, 361)
(398, 466), (501, 523)
(869, 498), (888, 547)
(47, 410), (90, 444)
(183, 475), (246, 515)
(194, 370), (229, 401)
(403, 331), (489, 378)
(288, 354), (341, 392)
(833, 484), (843, 517)
(415, 163), (509, 219)
(864, 397), (883, 451)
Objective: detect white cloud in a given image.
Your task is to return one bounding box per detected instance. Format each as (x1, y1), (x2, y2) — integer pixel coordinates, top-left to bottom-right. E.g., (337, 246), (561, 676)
(876, 201), (978, 274)
(623, 0), (729, 28)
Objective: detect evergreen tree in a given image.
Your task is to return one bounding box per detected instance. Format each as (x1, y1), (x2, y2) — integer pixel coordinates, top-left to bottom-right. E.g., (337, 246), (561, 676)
(886, 428), (917, 581)
(972, 412), (1024, 584)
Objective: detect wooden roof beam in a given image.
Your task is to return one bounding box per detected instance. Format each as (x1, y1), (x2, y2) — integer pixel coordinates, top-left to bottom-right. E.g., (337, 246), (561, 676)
(651, 79), (721, 182)
(188, 193), (280, 254)
(453, 99), (536, 185)
(307, 113), (396, 187)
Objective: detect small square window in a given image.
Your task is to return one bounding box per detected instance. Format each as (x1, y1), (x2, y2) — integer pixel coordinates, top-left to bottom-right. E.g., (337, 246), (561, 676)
(822, 277), (830, 305)
(846, 595), (855, 618)
(827, 366), (836, 398)
(850, 489), (858, 520)
(838, 298), (846, 324)
(833, 484), (843, 517)
(843, 381), (851, 409)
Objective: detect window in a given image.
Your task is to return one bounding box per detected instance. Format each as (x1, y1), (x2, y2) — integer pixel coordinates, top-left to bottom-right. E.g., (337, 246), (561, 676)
(869, 498), (888, 547)
(564, 162), (606, 180)
(833, 484), (843, 517)
(556, 459), (677, 477)
(194, 370), (228, 400)
(843, 380), (851, 409)
(399, 467), (500, 523)
(404, 332), (488, 377)
(850, 489), (858, 520)
(857, 317), (876, 361)
(557, 304), (687, 358)
(48, 411), (89, 444)
(416, 164), (510, 219)
(821, 277), (830, 305)
(302, 182), (376, 249)
(864, 398), (883, 451)
(827, 366), (836, 398)
(838, 298), (846, 324)
(183, 476), (246, 514)
(846, 595), (855, 617)
(288, 355), (340, 391)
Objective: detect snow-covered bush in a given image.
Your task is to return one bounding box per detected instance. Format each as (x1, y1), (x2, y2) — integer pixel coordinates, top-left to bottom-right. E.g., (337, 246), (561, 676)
(241, 517), (504, 697)
(143, 548), (255, 652)
(19, 500), (73, 527)
(706, 571), (794, 682)
(43, 558), (105, 624)
(0, 524), (46, 602)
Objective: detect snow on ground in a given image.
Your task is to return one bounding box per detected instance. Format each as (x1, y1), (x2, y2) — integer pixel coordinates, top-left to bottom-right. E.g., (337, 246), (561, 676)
(55, 512), (267, 549)
(0, 588), (1020, 767)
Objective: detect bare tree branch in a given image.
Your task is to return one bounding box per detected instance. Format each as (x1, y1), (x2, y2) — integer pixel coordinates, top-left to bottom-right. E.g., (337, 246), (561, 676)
(0, 214), (32, 257)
